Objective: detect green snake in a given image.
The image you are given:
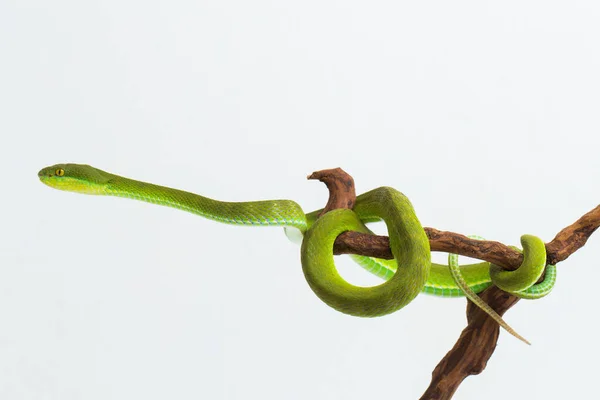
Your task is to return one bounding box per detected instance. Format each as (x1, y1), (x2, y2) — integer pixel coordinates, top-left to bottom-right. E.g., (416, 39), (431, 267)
(38, 163), (556, 343)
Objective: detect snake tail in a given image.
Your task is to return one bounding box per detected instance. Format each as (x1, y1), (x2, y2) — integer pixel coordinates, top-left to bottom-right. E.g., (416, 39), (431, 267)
(448, 250), (530, 344)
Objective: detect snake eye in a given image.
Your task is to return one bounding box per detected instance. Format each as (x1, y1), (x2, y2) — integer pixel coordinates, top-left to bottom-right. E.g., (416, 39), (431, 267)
(56, 168), (65, 177)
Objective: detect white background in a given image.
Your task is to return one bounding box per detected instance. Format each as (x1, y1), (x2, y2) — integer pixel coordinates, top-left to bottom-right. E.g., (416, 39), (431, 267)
(2, 1), (600, 399)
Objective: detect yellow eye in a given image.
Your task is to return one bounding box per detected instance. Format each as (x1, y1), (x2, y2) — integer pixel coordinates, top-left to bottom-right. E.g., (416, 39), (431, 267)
(56, 168), (65, 177)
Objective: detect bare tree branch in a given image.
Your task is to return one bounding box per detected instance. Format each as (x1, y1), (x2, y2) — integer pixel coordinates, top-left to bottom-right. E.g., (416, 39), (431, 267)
(307, 167), (600, 400)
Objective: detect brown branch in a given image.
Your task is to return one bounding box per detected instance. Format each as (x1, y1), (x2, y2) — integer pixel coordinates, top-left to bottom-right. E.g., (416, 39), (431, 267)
(307, 167), (600, 400)
(332, 204), (600, 271)
(420, 204), (600, 400)
(420, 287), (520, 400)
(334, 230), (524, 270)
(546, 204), (600, 265)
(307, 168), (356, 216)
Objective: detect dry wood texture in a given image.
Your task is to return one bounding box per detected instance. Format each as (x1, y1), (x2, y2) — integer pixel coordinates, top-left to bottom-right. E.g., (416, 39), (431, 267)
(308, 167), (600, 400)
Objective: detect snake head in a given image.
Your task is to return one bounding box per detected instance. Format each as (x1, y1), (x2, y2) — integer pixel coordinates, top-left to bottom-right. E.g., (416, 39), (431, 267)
(38, 164), (113, 195)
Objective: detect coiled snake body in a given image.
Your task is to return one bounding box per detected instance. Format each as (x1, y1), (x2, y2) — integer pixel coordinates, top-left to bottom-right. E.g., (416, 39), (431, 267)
(39, 164), (556, 343)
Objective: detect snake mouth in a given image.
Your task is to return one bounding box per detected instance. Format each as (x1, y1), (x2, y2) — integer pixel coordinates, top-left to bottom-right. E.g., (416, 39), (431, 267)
(38, 174), (64, 190)
(38, 167), (62, 188)
(37, 170), (54, 187)
(38, 167), (57, 181)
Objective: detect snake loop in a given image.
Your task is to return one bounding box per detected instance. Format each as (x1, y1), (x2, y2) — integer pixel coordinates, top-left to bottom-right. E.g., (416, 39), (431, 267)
(301, 187), (430, 317)
(489, 240), (557, 299)
(489, 235), (546, 293)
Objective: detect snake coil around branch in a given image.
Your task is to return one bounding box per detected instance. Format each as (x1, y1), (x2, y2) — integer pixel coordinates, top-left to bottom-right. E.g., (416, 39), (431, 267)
(38, 164), (600, 400)
(309, 168), (600, 400)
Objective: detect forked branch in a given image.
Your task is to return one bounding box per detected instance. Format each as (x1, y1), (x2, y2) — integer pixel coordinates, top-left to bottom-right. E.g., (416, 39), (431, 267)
(308, 167), (600, 400)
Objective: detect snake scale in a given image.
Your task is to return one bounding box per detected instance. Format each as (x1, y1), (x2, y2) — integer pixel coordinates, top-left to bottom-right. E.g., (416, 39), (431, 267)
(39, 163), (557, 343)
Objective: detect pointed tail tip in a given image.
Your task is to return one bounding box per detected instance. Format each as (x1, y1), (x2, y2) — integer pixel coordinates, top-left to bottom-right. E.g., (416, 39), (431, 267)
(512, 331), (531, 345)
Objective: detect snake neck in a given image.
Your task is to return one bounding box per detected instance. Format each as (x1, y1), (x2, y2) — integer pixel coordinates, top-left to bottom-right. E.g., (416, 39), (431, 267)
(102, 174), (308, 230)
